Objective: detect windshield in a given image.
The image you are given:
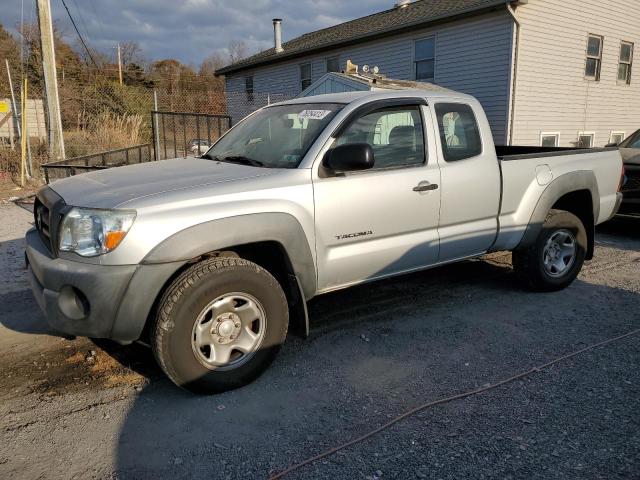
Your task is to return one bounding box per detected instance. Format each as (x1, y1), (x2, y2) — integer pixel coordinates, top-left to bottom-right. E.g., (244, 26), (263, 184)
(619, 129), (640, 149)
(203, 103), (344, 168)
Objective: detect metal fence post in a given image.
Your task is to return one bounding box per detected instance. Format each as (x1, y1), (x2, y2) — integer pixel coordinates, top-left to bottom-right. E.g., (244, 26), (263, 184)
(172, 115), (177, 158)
(196, 114), (200, 154)
(151, 110), (158, 161)
(182, 113), (187, 158)
(152, 90), (160, 161)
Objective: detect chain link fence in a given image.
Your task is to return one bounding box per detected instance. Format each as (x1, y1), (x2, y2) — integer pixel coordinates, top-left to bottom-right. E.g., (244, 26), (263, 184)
(1, 68), (298, 183)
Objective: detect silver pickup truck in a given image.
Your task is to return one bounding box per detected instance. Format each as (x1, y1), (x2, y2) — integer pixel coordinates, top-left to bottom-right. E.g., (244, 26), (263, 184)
(26, 89), (624, 393)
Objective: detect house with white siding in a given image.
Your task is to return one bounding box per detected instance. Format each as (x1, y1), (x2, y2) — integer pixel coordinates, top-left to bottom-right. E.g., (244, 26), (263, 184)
(216, 0), (640, 147)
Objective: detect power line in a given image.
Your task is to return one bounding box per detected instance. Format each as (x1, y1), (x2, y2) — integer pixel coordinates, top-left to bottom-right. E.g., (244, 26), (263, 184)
(70, 0), (93, 45)
(86, 0), (107, 41)
(59, 0), (98, 67)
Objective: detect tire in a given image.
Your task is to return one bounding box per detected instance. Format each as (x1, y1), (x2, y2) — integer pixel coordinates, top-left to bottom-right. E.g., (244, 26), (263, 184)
(513, 209), (587, 292)
(151, 257), (288, 394)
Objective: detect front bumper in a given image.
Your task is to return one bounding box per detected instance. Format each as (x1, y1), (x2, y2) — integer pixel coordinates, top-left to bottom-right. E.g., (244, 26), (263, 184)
(26, 228), (137, 339)
(25, 228), (186, 342)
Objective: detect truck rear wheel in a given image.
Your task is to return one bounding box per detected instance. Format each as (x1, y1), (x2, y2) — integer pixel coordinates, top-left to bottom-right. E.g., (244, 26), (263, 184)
(151, 257), (288, 394)
(513, 209), (587, 292)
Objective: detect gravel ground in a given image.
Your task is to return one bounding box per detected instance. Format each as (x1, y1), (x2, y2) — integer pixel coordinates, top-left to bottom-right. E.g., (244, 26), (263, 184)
(0, 202), (638, 480)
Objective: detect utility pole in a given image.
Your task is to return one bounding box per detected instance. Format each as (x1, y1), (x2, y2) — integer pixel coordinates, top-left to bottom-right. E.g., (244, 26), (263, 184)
(117, 43), (123, 85)
(36, 0), (65, 161)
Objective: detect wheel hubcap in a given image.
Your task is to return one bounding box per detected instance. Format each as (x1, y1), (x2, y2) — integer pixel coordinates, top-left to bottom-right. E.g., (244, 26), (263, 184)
(543, 229), (577, 277)
(191, 292), (266, 370)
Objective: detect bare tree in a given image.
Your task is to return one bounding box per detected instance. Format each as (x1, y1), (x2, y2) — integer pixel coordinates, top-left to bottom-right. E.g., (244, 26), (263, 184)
(119, 41), (143, 66)
(199, 52), (226, 77)
(228, 40), (247, 64)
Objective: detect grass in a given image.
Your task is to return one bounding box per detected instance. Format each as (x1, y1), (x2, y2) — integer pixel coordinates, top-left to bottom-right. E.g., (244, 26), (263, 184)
(64, 111), (145, 159)
(0, 111), (146, 189)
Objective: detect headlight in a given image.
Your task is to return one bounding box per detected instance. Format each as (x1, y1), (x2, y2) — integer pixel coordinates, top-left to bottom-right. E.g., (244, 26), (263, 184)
(59, 208), (136, 257)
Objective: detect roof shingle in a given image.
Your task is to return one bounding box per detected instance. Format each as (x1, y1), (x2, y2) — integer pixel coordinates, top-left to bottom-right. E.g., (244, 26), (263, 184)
(217, 0), (510, 75)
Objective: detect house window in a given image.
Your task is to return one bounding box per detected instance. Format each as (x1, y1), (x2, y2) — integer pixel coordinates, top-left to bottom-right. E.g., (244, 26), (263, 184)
(618, 41), (634, 84)
(415, 37), (435, 82)
(540, 133), (560, 147)
(326, 56), (340, 73)
(300, 63), (312, 91)
(577, 132), (595, 148)
(245, 76), (254, 102)
(585, 34), (603, 80)
(610, 132), (625, 145)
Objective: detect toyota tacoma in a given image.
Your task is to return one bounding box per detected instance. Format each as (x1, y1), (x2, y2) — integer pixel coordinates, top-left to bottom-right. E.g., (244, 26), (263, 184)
(26, 89), (624, 393)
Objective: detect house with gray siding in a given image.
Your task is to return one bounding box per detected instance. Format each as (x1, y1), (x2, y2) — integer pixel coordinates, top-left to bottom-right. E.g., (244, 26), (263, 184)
(217, 0), (640, 147)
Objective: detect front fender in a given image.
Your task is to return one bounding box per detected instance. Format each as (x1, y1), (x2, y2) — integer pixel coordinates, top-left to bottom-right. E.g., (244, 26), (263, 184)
(141, 212), (317, 299)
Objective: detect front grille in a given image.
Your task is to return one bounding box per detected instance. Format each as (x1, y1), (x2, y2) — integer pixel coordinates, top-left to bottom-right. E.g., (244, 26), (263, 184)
(34, 197), (53, 253)
(34, 188), (65, 255)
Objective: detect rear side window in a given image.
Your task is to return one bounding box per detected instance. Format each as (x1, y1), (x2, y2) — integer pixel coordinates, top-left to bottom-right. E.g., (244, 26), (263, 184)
(434, 103), (482, 161)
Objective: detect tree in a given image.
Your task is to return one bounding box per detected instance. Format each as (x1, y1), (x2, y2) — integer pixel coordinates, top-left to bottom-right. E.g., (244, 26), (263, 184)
(199, 52), (225, 77)
(0, 24), (20, 97)
(119, 41), (143, 67)
(228, 40), (247, 64)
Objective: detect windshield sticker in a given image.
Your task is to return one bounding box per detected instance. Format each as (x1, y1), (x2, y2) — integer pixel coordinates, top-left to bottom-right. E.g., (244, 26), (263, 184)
(298, 109), (331, 120)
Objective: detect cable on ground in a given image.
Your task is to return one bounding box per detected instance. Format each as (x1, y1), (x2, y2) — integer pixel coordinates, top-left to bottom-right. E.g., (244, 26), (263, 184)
(269, 328), (640, 479)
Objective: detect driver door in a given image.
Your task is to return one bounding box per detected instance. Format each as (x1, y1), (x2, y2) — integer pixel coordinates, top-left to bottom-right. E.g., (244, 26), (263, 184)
(313, 102), (441, 292)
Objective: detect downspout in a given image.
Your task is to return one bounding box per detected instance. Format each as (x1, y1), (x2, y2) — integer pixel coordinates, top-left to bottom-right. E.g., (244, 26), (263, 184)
(506, 1), (525, 146)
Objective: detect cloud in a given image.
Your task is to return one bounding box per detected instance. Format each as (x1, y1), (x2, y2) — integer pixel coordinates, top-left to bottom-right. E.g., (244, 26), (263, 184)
(2, 0), (391, 66)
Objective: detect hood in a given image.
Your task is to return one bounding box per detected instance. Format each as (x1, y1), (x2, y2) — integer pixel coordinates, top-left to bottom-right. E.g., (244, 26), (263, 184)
(49, 157), (275, 209)
(620, 148), (640, 165)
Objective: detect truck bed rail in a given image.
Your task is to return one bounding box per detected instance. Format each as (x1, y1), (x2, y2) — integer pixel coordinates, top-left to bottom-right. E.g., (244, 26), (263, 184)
(496, 145), (618, 161)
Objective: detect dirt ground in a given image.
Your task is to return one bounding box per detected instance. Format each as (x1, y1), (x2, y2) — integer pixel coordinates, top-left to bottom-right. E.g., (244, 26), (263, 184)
(0, 202), (638, 479)
(0, 176), (43, 204)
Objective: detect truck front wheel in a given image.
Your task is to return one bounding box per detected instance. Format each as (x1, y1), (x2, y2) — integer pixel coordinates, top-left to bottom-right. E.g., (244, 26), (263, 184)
(513, 209), (587, 292)
(151, 257), (288, 394)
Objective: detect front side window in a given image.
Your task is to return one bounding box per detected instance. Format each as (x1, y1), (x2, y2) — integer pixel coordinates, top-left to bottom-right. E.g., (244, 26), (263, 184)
(336, 106), (425, 169)
(245, 76), (254, 102)
(618, 41), (634, 84)
(585, 34), (603, 80)
(415, 37), (435, 82)
(300, 63), (312, 91)
(434, 103), (482, 161)
(541, 133), (559, 147)
(326, 56), (340, 73)
(578, 133), (594, 148)
(204, 103), (343, 169)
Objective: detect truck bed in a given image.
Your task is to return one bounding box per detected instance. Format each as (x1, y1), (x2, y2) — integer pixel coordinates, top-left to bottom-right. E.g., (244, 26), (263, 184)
(495, 145), (618, 161)
(491, 145), (622, 254)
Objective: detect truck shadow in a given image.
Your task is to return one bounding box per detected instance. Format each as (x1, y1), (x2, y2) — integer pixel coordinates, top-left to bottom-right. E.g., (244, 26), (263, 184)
(2, 228), (639, 478)
(595, 215), (640, 251)
(111, 249), (640, 478)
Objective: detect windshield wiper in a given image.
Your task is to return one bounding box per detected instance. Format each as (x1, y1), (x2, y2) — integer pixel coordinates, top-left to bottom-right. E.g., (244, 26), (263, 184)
(218, 155), (264, 167)
(200, 153), (265, 167)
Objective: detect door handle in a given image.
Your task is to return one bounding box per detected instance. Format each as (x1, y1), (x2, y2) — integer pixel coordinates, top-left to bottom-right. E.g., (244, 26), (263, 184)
(413, 182), (439, 192)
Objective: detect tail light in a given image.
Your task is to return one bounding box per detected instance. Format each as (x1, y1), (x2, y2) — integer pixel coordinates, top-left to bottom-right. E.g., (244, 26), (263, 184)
(618, 165), (626, 192)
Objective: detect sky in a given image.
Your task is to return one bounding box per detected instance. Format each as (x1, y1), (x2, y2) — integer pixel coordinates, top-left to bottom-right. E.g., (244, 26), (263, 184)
(2, 0), (392, 67)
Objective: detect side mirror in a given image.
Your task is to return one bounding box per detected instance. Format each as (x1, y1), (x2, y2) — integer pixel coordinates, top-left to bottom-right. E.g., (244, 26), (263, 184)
(322, 143), (375, 172)
(605, 142), (618, 147)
